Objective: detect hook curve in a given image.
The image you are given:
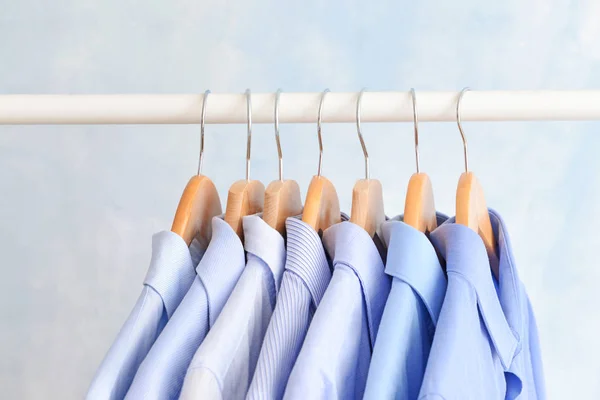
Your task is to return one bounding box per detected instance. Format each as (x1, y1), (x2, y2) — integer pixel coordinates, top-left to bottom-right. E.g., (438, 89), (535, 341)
(456, 87), (470, 173)
(198, 90), (210, 175)
(410, 88), (420, 173)
(274, 89), (283, 181)
(245, 89), (252, 181)
(317, 89), (330, 177)
(356, 88), (370, 179)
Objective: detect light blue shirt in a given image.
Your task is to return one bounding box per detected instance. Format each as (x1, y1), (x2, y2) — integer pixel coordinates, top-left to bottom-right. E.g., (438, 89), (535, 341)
(179, 215), (286, 400)
(363, 214), (448, 400)
(284, 221), (391, 400)
(246, 216), (341, 400)
(419, 209), (546, 400)
(125, 217), (246, 400)
(86, 231), (203, 400)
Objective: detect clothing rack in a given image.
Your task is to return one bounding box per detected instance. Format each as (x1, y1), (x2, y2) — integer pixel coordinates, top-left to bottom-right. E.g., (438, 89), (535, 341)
(0, 90), (599, 125)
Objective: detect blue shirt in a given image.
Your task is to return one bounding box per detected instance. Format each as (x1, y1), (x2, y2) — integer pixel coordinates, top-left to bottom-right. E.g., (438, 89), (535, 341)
(284, 221), (391, 400)
(363, 214), (448, 400)
(419, 209), (546, 400)
(125, 217), (246, 400)
(86, 231), (203, 400)
(179, 215), (286, 400)
(246, 216), (343, 400)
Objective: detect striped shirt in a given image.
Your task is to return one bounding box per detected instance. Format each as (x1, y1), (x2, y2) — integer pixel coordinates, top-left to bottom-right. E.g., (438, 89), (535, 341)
(246, 214), (347, 400)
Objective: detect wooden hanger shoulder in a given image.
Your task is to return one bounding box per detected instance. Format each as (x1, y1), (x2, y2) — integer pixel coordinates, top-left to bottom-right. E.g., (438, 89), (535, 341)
(171, 175), (222, 247)
(456, 171), (498, 277)
(403, 172), (437, 233)
(302, 175), (341, 233)
(263, 179), (303, 235)
(350, 178), (385, 237)
(224, 179), (265, 238)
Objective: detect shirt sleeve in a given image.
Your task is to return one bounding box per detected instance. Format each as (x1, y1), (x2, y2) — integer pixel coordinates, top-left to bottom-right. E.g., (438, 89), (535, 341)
(87, 287), (165, 400)
(124, 278), (210, 400)
(179, 367), (222, 400)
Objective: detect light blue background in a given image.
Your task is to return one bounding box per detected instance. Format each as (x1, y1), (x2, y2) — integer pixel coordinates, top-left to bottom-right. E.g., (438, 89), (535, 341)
(1, 1), (598, 398)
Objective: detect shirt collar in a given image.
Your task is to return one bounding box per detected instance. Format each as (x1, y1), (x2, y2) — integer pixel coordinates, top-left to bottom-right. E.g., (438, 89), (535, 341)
(243, 215), (286, 291)
(322, 221), (391, 347)
(196, 216), (246, 326)
(430, 218), (518, 370)
(283, 214), (350, 308)
(143, 230), (199, 317)
(488, 209), (523, 341)
(381, 215), (447, 325)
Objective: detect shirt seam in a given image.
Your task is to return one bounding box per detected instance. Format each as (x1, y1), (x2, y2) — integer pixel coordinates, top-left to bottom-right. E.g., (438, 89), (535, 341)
(335, 260), (377, 348)
(418, 393), (447, 400)
(448, 271), (518, 367)
(498, 224), (523, 341)
(250, 257), (279, 305)
(283, 269), (317, 309)
(116, 287), (154, 379)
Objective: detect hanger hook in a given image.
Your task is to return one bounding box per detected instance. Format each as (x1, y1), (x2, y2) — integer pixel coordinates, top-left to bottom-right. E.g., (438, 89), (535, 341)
(317, 88), (330, 177)
(198, 90), (210, 175)
(410, 88), (420, 173)
(274, 89), (284, 181)
(456, 87), (470, 173)
(356, 88), (370, 180)
(245, 89), (252, 181)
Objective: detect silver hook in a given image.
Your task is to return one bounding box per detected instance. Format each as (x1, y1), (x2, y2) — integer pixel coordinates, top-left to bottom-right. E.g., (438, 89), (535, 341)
(456, 87), (470, 173)
(274, 89), (283, 181)
(317, 89), (330, 177)
(410, 88), (420, 173)
(198, 90), (210, 175)
(356, 88), (370, 179)
(245, 89), (252, 181)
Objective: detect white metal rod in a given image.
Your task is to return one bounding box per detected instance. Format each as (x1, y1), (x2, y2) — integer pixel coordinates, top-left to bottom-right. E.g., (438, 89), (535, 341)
(0, 91), (599, 125)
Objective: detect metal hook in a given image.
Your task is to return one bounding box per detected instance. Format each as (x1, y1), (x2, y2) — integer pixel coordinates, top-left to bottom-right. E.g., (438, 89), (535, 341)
(356, 88), (370, 180)
(410, 88), (420, 173)
(456, 87), (470, 173)
(245, 89), (252, 181)
(317, 89), (330, 177)
(198, 90), (210, 175)
(274, 89), (283, 181)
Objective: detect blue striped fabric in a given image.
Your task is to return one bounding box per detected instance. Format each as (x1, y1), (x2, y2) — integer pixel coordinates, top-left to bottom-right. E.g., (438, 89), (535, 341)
(124, 217), (246, 400)
(283, 221), (391, 400)
(86, 231), (202, 400)
(246, 215), (347, 400)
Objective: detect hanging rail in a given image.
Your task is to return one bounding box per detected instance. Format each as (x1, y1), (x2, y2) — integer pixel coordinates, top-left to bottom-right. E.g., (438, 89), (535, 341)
(0, 91), (599, 125)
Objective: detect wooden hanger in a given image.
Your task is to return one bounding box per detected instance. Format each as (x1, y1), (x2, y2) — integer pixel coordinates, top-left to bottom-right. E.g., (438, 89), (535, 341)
(302, 89), (341, 232)
(454, 88), (498, 277)
(224, 89), (265, 239)
(225, 179), (264, 238)
(171, 90), (222, 246)
(349, 89), (385, 237)
(303, 175), (341, 232)
(403, 89), (437, 233)
(263, 90), (303, 234)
